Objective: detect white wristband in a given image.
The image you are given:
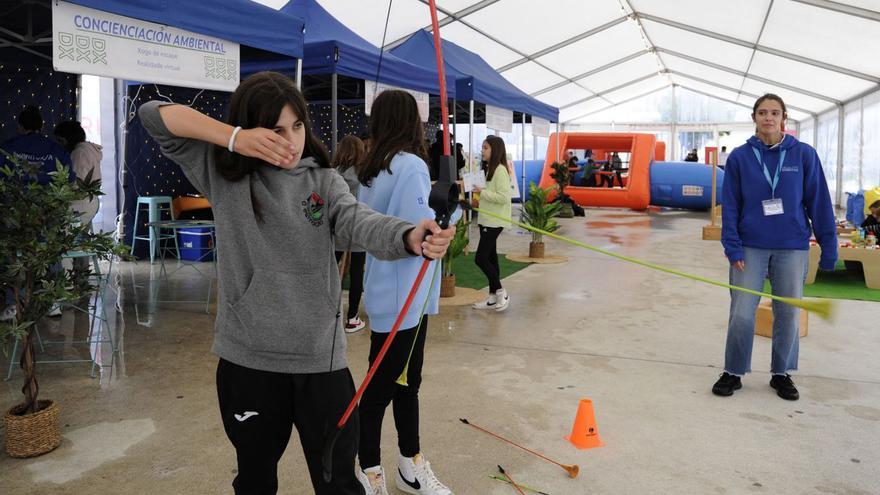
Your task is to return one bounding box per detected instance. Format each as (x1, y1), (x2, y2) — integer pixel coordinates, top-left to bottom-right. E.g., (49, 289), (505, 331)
(227, 126), (242, 153)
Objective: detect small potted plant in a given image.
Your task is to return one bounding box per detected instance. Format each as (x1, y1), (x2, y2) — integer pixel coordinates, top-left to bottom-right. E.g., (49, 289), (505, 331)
(550, 161), (574, 218)
(522, 182), (562, 258)
(0, 154), (122, 458)
(440, 216), (469, 297)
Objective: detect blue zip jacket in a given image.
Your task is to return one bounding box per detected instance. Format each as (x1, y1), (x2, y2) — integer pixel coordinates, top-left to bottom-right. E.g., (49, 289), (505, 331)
(721, 134), (837, 270)
(358, 152), (459, 332)
(1, 133), (73, 184)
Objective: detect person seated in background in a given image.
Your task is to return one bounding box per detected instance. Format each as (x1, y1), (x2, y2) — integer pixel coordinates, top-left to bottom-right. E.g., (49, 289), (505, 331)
(684, 148), (699, 162)
(610, 151), (624, 187)
(1, 105), (74, 184)
(862, 200), (880, 236)
(54, 120), (102, 229)
(580, 158), (598, 187)
(567, 152), (579, 169)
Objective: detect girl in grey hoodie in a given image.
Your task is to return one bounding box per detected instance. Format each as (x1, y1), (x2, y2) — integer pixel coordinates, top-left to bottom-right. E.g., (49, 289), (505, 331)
(138, 71), (454, 495)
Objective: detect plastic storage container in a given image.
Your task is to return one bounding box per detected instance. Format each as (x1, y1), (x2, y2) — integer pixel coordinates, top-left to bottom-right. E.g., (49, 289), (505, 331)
(178, 227), (214, 261)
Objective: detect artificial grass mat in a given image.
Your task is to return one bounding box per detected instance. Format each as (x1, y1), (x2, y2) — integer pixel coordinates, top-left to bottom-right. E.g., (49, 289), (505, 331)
(448, 252), (530, 289)
(762, 261), (880, 302)
(342, 252), (531, 291)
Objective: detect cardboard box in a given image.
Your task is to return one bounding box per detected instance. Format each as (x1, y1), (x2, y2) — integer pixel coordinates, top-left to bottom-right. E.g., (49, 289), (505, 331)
(755, 299), (808, 338)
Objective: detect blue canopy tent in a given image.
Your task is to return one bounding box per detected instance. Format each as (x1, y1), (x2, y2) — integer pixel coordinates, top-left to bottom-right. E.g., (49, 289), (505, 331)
(391, 30), (557, 122)
(391, 30), (559, 201)
(1, 0), (306, 241)
(67, 0), (304, 61)
(250, 0), (458, 150)
(1, 0), (306, 252)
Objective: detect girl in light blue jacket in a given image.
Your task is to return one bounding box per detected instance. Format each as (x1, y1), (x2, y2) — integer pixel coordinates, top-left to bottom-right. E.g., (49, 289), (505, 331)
(356, 90), (455, 495)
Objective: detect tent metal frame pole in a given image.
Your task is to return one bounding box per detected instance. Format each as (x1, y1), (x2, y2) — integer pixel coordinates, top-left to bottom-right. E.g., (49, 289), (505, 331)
(836, 104), (845, 206)
(76, 75), (83, 121)
(671, 84), (677, 161)
(114, 78), (126, 241)
(468, 100), (474, 175)
(331, 73), (337, 153)
(295, 59), (302, 90)
(452, 98), (457, 148)
(555, 121), (560, 162)
(521, 113), (527, 206)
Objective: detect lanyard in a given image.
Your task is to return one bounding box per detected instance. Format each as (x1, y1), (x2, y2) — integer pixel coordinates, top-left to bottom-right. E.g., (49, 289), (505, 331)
(751, 146), (786, 198)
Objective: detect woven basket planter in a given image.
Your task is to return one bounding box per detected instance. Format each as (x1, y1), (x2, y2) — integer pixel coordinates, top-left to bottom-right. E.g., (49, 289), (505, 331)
(5, 400), (61, 458)
(440, 274), (456, 298)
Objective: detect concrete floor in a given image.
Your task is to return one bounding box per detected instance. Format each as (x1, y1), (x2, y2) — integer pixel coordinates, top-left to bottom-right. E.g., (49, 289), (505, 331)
(1, 208), (878, 495)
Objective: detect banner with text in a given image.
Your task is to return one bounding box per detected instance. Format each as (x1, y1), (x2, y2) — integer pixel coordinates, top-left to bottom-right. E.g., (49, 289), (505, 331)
(485, 104), (513, 133)
(53, 1), (240, 91)
(531, 116), (550, 137)
(364, 81), (429, 122)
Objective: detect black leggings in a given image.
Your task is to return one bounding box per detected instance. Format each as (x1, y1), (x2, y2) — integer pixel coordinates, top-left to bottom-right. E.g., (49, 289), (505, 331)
(335, 251), (365, 320)
(475, 225), (503, 293)
(358, 317), (428, 468)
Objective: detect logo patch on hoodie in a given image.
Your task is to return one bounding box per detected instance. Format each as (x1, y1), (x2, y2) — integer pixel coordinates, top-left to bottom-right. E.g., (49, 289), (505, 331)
(302, 191), (325, 227)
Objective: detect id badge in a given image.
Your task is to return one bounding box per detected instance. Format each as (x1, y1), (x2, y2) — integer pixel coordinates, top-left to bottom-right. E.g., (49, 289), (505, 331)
(762, 198), (784, 216)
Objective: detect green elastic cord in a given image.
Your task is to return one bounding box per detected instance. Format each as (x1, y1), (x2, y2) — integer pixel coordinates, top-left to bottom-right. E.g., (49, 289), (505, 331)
(397, 259), (442, 386)
(471, 205), (832, 320)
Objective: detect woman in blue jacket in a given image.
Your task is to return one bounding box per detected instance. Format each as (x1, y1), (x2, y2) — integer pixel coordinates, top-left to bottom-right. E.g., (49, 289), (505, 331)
(713, 93), (837, 401)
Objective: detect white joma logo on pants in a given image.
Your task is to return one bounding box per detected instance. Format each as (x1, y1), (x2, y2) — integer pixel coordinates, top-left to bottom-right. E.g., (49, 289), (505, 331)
(234, 411), (259, 422)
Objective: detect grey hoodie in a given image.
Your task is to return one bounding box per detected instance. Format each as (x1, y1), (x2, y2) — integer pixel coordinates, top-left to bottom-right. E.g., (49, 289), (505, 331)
(139, 101), (415, 373)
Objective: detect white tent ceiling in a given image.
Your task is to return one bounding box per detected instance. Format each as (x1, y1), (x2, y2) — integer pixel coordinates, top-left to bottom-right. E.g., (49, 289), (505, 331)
(256, 0), (880, 123)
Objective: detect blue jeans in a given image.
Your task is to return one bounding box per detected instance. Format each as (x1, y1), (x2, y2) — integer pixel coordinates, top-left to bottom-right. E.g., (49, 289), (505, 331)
(724, 247), (808, 376)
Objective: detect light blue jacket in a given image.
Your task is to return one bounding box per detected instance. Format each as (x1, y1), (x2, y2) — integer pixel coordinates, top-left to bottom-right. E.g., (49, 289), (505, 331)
(359, 152), (459, 332)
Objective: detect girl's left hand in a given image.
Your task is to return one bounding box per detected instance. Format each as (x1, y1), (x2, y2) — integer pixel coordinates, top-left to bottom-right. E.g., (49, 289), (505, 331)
(471, 186), (481, 193)
(407, 219), (455, 259)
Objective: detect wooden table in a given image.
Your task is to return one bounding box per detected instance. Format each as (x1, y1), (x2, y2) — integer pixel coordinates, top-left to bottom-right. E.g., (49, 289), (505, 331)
(807, 243), (880, 289)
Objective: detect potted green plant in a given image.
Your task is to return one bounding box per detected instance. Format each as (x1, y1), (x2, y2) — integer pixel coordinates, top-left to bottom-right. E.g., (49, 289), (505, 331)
(440, 216), (469, 297)
(549, 161), (574, 218)
(522, 182), (562, 258)
(0, 154), (122, 458)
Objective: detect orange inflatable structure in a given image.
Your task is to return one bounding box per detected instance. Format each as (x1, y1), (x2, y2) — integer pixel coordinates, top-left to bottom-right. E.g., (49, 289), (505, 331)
(539, 133), (657, 210)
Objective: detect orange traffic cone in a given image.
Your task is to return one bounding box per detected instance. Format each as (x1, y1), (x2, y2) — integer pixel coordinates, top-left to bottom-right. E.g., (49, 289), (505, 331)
(565, 399), (604, 450)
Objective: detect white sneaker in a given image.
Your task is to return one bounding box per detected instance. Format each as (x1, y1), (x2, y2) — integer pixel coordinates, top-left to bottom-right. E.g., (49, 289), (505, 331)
(396, 453), (453, 495)
(493, 289), (510, 312)
(357, 465), (389, 495)
(472, 293), (497, 310)
(0, 305), (16, 322)
(48, 302), (63, 317)
(345, 316), (366, 334)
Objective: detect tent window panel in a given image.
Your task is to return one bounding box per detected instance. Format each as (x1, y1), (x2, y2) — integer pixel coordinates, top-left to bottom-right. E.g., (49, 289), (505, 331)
(863, 96), (880, 190)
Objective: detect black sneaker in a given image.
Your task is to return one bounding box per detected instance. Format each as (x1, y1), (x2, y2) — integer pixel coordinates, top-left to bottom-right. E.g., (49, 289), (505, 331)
(770, 374), (799, 401)
(712, 372), (742, 396)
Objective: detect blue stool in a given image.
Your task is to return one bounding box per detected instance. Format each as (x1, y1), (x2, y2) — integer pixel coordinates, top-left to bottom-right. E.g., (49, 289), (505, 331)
(130, 196), (179, 263)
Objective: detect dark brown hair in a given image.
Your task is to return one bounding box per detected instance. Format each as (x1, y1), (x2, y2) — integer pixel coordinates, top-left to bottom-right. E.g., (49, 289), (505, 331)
(752, 93), (787, 133)
(482, 135), (507, 182)
(216, 71), (329, 180)
(332, 134), (365, 173)
(214, 71), (329, 220)
(359, 90), (427, 186)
